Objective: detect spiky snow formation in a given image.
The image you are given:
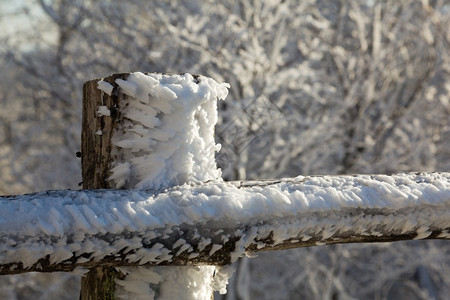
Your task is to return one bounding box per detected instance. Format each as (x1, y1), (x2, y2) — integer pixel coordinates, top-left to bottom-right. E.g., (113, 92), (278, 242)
(115, 265), (233, 300)
(104, 72), (229, 190)
(97, 72), (230, 299)
(1, 172), (449, 271)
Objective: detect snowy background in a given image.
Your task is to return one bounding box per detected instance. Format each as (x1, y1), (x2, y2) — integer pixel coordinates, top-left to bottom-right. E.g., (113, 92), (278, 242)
(0, 0), (449, 299)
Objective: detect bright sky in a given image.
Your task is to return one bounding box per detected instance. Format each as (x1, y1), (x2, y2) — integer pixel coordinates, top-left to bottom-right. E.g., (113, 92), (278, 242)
(0, 0), (56, 48)
(0, 0), (30, 34)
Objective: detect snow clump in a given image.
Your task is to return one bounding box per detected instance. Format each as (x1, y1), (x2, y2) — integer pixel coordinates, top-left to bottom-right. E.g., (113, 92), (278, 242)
(105, 72), (229, 190)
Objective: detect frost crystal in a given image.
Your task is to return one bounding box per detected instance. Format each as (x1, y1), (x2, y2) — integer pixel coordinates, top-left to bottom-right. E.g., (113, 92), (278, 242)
(108, 72), (229, 190)
(97, 80), (114, 96)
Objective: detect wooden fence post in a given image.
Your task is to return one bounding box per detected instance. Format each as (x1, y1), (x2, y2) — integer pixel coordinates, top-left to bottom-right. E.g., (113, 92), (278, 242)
(80, 73), (128, 300)
(80, 72), (229, 299)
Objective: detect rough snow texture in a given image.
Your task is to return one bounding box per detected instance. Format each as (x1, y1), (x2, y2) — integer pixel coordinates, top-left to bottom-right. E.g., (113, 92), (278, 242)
(97, 72), (230, 299)
(105, 72), (229, 190)
(115, 265), (232, 300)
(0, 173), (449, 272)
(97, 80), (114, 96)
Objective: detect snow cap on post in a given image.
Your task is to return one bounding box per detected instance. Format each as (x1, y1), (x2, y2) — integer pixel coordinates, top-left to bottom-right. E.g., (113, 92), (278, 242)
(88, 72), (229, 190)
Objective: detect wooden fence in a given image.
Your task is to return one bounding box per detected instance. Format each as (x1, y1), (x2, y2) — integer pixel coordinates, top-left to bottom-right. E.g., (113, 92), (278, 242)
(1, 72), (449, 299)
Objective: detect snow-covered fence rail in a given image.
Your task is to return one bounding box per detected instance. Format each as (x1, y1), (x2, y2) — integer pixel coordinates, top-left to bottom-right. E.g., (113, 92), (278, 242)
(0, 72), (449, 299)
(1, 172), (450, 276)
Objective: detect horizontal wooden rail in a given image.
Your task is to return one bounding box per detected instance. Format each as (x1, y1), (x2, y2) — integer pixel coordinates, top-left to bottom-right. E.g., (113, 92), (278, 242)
(1, 172), (449, 275)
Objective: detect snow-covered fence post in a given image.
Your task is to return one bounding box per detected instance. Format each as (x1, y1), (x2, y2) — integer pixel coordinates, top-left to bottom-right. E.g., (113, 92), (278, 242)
(80, 72), (230, 299)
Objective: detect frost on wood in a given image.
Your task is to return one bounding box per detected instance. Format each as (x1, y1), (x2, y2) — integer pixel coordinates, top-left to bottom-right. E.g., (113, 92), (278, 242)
(86, 72), (229, 190)
(115, 265), (232, 299)
(0, 172), (449, 275)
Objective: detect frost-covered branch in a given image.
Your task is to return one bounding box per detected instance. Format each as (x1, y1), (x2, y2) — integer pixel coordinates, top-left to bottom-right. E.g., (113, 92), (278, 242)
(1, 172), (449, 275)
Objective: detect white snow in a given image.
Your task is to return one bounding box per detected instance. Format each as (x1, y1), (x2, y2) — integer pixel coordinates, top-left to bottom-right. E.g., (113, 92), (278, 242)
(107, 72), (229, 190)
(97, 80), (114, 96)
(96, 105), (111, 117)
(115, 265), (231, 299)
(1, 172), (449, 272)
